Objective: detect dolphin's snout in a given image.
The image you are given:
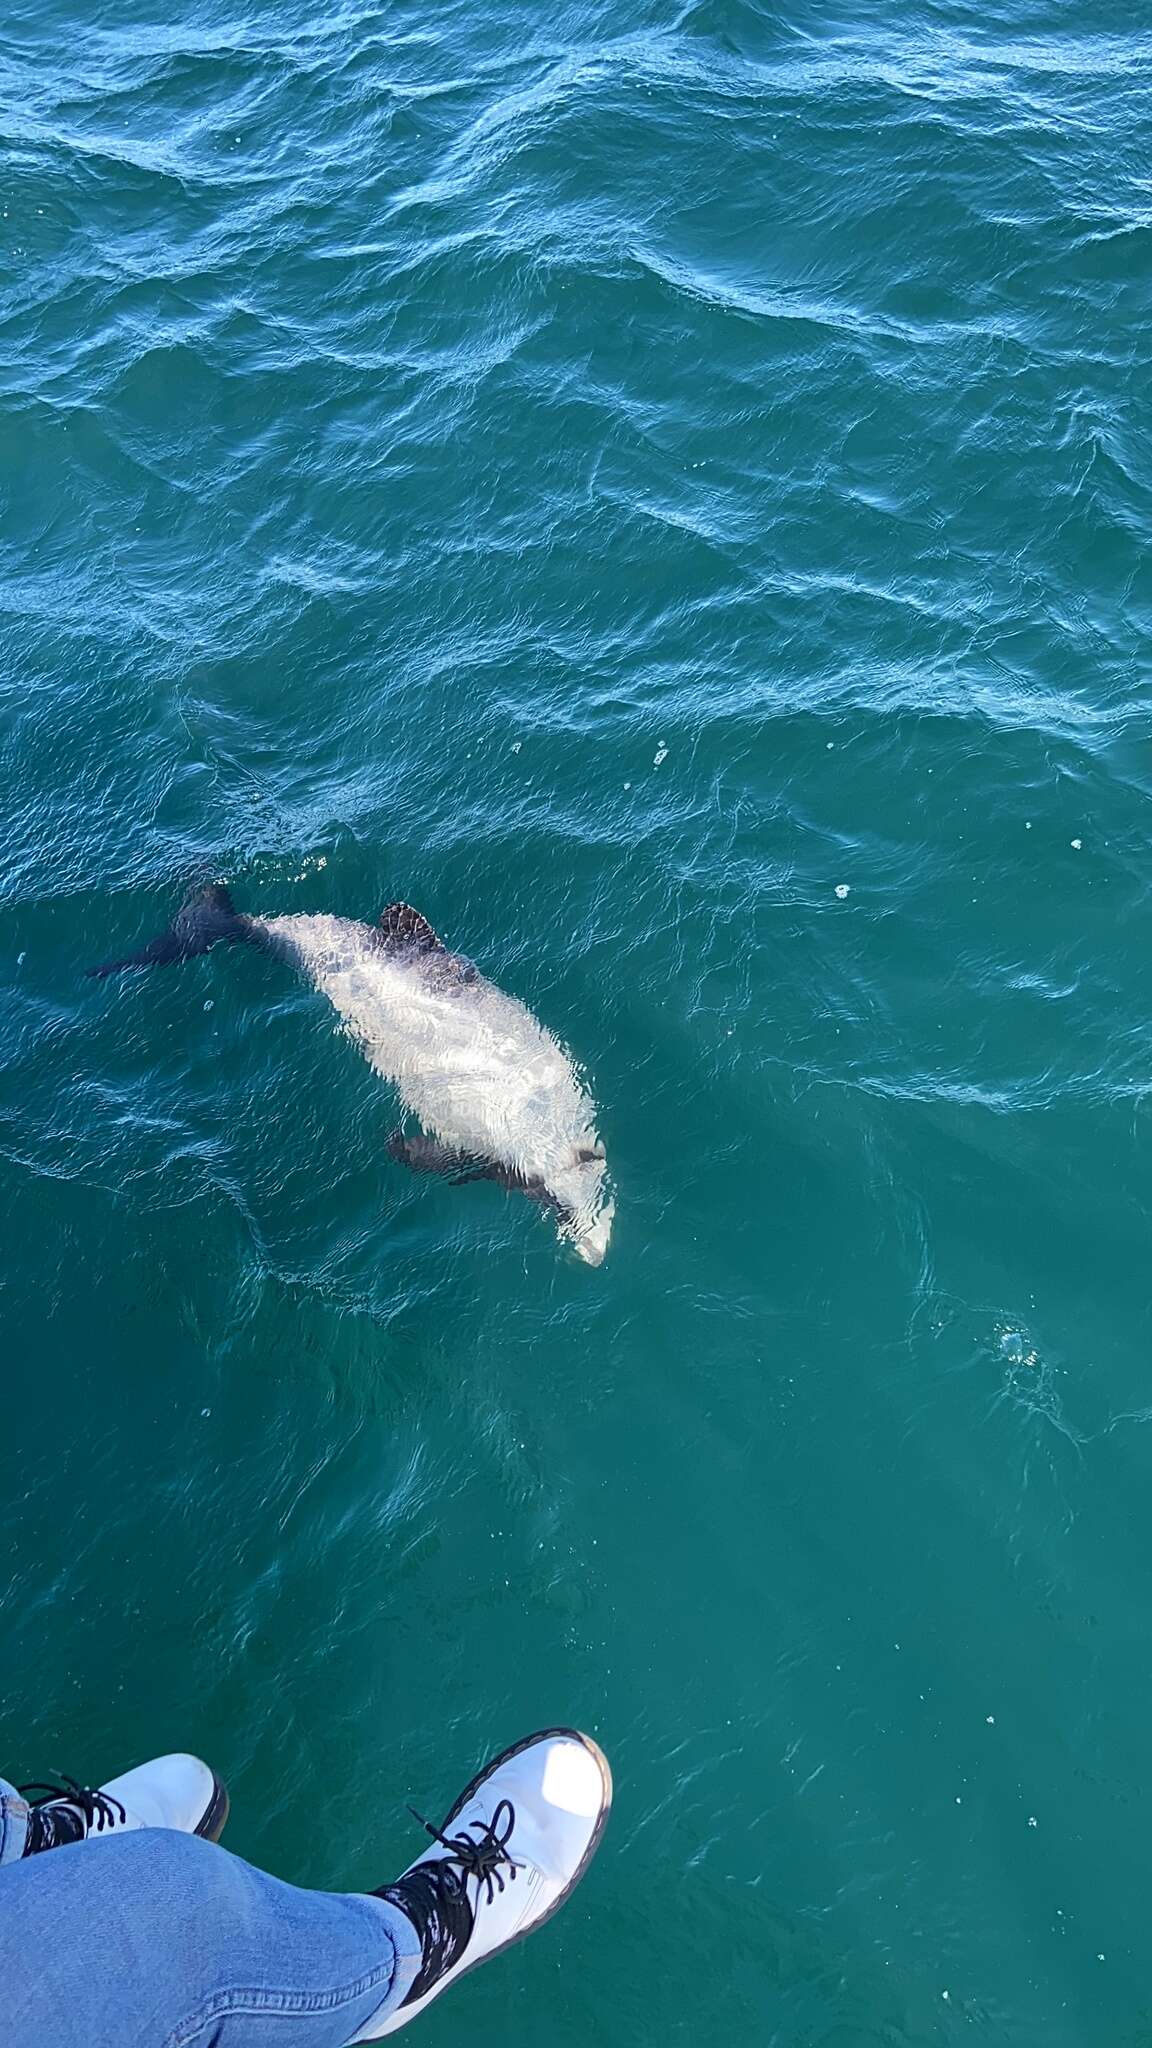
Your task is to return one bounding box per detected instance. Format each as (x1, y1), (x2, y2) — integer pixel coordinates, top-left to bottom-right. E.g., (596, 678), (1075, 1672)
(572, 1199), (615, 1267)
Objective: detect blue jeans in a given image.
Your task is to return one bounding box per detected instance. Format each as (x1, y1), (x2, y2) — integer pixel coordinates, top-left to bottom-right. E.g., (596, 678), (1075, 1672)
(0, 1781), (421, 2047)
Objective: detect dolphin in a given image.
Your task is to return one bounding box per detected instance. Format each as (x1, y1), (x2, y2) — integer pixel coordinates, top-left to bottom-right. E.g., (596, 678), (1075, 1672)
(89, 886), (614, 1265)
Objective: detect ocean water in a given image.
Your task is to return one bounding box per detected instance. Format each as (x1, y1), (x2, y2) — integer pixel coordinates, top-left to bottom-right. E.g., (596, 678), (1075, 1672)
(2, 0), (1150, 2039)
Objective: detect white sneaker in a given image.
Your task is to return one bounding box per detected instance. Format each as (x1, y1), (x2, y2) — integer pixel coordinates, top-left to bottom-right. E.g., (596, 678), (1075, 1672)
(21, 1755), (229, 1854)
(362, 1728), (612, 2038)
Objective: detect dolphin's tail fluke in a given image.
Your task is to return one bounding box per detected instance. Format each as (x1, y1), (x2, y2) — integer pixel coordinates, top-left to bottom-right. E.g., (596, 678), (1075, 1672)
(87, 883), (249, 979)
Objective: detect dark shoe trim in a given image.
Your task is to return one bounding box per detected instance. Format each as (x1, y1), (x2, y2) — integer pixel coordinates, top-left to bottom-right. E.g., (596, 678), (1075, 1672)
(194, 1772), (230, 1844)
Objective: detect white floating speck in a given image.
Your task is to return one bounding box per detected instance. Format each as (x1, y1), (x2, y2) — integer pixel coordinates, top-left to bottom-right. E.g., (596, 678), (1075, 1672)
(511, 741), (522, 754)
(1028, 1815), (1037, 1828)
(623, 781), (631, 790)
(203, 1000), (214, 1012)
(17, 951), (25, 965)
(835, 884), (850, 900)
(826, 741), (835, 750)
(942, 1990), (950, 2002)
(201, 1407), (211, 1417)
(956, 1796), (962, 1805)
(986, 1715), (995, 1725)
(653, 742), (668, 767)
(1071, 838), (1082, 850)
(1025, 820), (1032, 829)
(1098, 1954), (1105, 1962)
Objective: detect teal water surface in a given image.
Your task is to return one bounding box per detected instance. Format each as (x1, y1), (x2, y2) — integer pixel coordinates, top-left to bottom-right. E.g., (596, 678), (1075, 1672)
(2, 0), (1151, 2041)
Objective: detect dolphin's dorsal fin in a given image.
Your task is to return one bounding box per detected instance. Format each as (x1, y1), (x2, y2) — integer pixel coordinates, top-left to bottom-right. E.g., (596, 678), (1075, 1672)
(377, 902), (443, 954)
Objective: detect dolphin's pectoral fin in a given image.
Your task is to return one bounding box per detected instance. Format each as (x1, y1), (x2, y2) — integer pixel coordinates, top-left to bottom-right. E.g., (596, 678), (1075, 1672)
(386, 1132), (475, 1180)
(87, 884), (250, 980)
(376, 903), (444, 954)
(386, 1132), (555, 1207)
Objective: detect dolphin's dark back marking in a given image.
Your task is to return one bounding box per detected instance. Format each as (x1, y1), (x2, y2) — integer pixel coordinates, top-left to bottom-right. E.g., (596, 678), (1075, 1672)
(87, 883), (251, 979)
(376, 902), (442, 954)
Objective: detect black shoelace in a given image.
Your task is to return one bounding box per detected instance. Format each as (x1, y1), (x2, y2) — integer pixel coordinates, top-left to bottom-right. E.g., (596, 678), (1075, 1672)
(20, 1777), (127, 1855)
(380, 1799), (521, 2006)
(410, 1798), (521, 1907)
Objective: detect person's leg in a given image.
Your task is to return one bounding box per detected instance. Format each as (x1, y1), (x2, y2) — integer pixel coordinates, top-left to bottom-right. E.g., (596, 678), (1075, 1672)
(0, 1726), (611, 2048)
(0, 1826), (421, 2048)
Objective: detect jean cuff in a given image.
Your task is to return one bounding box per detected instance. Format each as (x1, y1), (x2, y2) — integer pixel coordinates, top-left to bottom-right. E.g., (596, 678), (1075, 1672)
(0, 1779), (30, 1865)
(346, 1892), (423, 2040)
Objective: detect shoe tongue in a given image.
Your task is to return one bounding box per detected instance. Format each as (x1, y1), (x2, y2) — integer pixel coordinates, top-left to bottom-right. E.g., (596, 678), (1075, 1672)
(25, 1802), (86, 1855)
(377, 1857), (475, 2007)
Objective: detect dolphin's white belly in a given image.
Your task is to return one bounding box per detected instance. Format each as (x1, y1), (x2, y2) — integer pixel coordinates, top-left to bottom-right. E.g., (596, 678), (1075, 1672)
(254, 914), (592, 1180)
